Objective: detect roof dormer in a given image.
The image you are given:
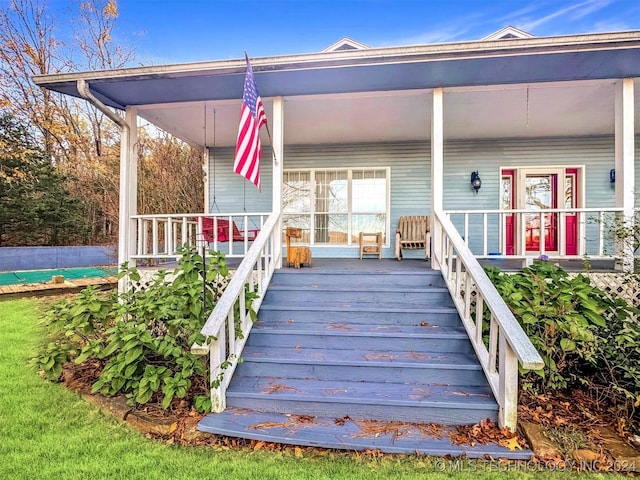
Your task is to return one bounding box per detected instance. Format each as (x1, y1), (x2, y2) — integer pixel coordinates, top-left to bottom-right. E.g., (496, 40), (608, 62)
(482, 26), (534, 40)
(322, 37), (371, 52)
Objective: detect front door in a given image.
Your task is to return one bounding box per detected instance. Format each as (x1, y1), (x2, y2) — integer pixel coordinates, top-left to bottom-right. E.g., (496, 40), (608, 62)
(503, 167), (580, 256)
(524, 171), (560, 253)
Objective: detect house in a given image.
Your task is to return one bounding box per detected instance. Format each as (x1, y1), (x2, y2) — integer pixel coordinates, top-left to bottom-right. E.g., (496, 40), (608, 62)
(33, 27), (639, 453)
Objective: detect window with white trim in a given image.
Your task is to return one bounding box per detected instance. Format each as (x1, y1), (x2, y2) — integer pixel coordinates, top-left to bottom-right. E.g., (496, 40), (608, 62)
(282, 168), (389, 246)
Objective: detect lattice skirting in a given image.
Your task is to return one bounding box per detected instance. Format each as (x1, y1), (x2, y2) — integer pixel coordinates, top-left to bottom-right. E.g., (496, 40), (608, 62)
(577, 272), (640, 308)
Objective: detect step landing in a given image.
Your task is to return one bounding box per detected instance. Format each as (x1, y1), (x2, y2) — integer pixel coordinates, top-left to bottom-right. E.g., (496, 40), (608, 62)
(198, 408), (532, 460)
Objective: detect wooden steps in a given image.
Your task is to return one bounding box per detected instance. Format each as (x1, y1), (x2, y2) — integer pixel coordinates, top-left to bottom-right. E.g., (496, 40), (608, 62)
(198, 263), (530, 458)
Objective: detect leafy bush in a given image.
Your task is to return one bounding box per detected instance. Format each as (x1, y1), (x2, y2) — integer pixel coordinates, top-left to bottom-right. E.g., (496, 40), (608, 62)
(590, 277), (640, 415)
(485, 261), (637, 392)
(36, 245), (255, 413)
(36, 286), (117, 380)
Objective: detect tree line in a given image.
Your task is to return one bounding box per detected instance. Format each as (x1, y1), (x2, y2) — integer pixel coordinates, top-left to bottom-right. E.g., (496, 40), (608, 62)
(0, 0), (203, 247)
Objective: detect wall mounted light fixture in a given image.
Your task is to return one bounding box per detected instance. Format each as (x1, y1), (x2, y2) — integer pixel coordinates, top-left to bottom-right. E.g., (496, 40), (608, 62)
(470, 171), (482, 193)
(610, 168), (615, 184)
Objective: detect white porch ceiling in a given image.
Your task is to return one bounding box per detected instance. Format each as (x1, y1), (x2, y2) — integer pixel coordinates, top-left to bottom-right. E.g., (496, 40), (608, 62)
(136, 79), (639, 148)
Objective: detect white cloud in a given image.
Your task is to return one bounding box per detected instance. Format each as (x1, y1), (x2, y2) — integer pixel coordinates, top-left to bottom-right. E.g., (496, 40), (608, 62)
(515, 0), (613, 31)
(569, 0), (613, 19)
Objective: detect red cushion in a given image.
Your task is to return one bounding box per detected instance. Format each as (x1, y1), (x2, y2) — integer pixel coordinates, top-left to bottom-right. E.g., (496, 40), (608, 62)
(202, 218), (258, 242)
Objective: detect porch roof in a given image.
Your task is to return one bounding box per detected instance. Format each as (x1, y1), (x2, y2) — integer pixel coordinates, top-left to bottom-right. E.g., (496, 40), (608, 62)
(33, 30), (640, 148)
(34, 31), (640, 109)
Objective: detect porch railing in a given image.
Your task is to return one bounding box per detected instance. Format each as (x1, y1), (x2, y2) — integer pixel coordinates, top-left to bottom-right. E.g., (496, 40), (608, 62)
(444, 207), (625, 260)
(433, 210), (544, 430)
(130, 212), (270, 261)
(191, 212), (281, 412)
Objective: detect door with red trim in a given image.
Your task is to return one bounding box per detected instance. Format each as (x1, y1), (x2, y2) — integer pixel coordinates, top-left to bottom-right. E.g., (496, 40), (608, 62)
(501, 170), (516, 255)
(564, 169), (578, 256)
(502, 167), (580, 256)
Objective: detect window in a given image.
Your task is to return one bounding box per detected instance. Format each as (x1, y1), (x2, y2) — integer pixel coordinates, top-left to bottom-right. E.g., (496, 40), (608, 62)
(283, 168), (389, 246)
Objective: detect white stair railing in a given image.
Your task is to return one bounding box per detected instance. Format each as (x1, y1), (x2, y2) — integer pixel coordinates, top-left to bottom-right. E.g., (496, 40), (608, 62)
(191, 212), (281, 412)
(433, 210), (544, 430)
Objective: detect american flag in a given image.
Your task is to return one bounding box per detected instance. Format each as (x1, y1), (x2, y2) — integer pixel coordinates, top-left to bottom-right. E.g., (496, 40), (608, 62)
(233, 56), (267, 190)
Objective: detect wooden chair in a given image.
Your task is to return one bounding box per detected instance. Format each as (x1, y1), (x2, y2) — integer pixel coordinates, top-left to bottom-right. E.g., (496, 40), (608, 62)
(202, 218), (259, 243)
(395, 216), (430, 260)
(286, 227), (312, 268)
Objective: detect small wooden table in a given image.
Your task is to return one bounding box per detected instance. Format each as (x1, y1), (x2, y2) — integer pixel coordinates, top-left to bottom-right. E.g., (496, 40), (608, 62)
(359, 232), (383, 259)
(286, 227), (312, 268)
(288, 246), (312, 269)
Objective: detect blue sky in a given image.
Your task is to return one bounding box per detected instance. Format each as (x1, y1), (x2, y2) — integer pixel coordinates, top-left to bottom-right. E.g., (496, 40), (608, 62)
(113, 0), (640, 64)
(10, 0), (640, 65)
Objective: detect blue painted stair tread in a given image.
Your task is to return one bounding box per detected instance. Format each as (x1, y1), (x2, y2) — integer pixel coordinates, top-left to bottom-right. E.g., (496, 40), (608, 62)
(260, 303), (460, 315)
(252, 321), (465, 335)
(241, 345), (482, 368)
(225, 377), (497, 424)
(228, 377), (495, 407)
(198, 408), (533, 460)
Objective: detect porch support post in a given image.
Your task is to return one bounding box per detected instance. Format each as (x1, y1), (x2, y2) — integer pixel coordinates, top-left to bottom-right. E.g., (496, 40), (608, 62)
(272, 96), (284, 268)
(614, 78), (635, 272)
(117, 106), (138, 292)
(431, 88), (444, 270)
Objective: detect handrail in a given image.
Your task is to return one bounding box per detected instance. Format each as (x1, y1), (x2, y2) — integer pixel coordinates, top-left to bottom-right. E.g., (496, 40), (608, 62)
(191, 212), (281, 412)
(433, 209), (544, 430)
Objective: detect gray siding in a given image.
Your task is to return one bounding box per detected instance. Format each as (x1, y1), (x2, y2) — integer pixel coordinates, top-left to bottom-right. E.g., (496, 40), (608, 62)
(207, 147), (273, 213)
(443, 136), (617, 255)
(443, 136), (616, 211)
(209, 136), (623, 258)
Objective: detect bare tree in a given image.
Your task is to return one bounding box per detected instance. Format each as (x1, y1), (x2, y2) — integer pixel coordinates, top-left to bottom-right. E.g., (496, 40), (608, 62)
(0, 0), (203, 246)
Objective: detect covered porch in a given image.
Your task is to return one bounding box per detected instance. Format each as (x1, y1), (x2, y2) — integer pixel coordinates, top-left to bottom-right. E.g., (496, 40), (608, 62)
(33, 31), (640, 272)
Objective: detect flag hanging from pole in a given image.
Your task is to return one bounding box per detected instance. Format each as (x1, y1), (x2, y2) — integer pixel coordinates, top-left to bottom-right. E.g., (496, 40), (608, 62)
(233, 55), (267, 190)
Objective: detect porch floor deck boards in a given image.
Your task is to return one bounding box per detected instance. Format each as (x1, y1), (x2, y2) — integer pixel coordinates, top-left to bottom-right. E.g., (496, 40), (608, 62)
(198, 259), (533, 458)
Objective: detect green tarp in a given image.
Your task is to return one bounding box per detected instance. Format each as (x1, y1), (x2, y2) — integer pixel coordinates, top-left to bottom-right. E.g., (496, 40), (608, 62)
(0, 267), (116, 286)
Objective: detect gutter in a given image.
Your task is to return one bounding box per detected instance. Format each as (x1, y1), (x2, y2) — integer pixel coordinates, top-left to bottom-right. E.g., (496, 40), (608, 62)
(76, 79), (127, 129)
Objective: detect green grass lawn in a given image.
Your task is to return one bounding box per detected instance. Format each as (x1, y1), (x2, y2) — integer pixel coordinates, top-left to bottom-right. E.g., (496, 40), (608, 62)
(0, 297), (629, 480)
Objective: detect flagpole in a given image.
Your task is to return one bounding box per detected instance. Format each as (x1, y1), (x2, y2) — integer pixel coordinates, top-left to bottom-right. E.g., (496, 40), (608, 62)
(244, 52), (279, 167)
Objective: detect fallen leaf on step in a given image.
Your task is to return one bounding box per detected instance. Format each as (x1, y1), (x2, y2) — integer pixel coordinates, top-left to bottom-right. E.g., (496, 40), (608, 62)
(407, 351), (431, 359)
(263, 384), (300, 394)
(501, 436), (523, 451)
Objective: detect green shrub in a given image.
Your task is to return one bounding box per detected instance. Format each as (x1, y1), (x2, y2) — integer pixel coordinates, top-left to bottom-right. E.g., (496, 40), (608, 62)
(590, 277), (640, 416)
(36, 245), (256, 413)
(485, 261), (637, 392)
(36, 286), (117, 380)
